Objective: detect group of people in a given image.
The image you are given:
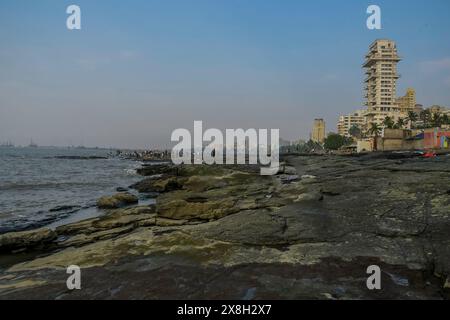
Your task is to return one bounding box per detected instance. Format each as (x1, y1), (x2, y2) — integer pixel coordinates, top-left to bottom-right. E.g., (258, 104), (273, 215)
(111, 149), (170, 160)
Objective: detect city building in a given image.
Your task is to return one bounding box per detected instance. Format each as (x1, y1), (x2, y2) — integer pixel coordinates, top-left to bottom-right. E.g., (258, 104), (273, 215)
(337, 40), (422, 137)
(311, 119), (326, 143)
(363, 39), (402, 127)
(337, 109), (366, 137)
(396, 88), (416, 114)
(429, 105), (449, 114)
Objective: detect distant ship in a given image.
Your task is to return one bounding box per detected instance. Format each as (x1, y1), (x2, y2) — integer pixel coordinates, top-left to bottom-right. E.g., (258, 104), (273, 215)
(28, 139), (38, 148)
(0, 140), (14, 148)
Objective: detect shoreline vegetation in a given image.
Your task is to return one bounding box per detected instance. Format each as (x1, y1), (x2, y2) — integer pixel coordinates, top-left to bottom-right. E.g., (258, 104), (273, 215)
(0, 152), (449, 299)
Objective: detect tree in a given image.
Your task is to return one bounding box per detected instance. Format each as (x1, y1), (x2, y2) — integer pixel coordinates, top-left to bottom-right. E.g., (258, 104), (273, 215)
(431, 112), (442, 127)
(396, 117), (406, 129)
(442, 114), (450, 125)
(382, 116), (394, 129)
(420, 109), (431, 128)
(407, 111), (418, 123)
(324, 134), (352, 151)
(368, 122), (381, 151)
(369, 123), (381, 137)
(348, 125), (362, 139)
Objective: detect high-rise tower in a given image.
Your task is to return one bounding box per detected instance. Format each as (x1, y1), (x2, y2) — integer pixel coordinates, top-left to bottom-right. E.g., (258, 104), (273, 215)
(363, 39), (401, 126)
(311, 119), (326, 143)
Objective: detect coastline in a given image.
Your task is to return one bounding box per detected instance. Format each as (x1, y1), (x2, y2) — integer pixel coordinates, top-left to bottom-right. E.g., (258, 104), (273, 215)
(0, 154), (449, 299)
(0, 147), (146, 234)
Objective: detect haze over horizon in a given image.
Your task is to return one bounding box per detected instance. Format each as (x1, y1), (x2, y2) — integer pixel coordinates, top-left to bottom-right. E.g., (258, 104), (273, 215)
(1, 0), (450, 149)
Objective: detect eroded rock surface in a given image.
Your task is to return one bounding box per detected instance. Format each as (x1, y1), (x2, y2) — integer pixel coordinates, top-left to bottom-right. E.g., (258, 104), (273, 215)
(0, 156), (449, 299)
(96, 192), (138, 209)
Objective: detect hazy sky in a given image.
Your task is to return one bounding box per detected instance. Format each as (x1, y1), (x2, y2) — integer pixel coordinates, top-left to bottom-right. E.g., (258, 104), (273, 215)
(1, 0), (450, 149)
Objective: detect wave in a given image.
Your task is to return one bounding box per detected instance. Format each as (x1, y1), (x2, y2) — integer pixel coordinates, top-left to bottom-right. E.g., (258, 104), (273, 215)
(124, 168), (138, 176)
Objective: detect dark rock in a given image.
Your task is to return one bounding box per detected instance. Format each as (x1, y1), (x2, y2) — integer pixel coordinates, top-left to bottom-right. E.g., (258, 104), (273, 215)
(49, 205), (80, 212)
(0, 228), (56, 252)
(136, 164), (178, 176)
(96, 192), (138, 209)
(131, 177), (182, 193)
(52, 156), (108, 160)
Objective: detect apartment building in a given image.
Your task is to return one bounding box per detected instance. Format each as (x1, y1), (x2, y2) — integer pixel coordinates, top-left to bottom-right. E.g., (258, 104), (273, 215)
(311, 119), (326, 143)
(363, 39), (401, 126)
(337, 110), (366, 137)
(396, 88), (416, 114)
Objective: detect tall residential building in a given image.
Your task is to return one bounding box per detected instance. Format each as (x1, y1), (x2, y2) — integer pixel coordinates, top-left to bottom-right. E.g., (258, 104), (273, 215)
(337, 110), (366, 137)
(363, 39), (401, 126)
(396, 88), (416, 114)
(311, 119), (326, 143)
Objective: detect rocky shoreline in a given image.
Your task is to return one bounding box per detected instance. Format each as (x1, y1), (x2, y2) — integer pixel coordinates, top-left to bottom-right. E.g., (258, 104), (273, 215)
(0, 154), (449, 299)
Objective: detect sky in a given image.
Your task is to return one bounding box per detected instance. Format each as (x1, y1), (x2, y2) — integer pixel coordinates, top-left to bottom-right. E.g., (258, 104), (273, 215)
(1, 0), (450, 149)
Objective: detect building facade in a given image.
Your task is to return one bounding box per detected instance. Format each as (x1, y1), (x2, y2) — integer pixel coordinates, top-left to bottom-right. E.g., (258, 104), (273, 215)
(363, 39), (402, 126)
(396, 88), (416, 114)
(337, 110), (366, 137)
(311, 119), (326, 143)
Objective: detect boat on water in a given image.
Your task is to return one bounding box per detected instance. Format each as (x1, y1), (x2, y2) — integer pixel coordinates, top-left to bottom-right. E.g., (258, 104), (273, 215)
(0, 141), (15, 148)
(28, 139), (38, 148)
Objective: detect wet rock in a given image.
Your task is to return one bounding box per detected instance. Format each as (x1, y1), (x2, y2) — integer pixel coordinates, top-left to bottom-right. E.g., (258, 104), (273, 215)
(2, 155), (450, 299)
(136, 164), (178, 176)
(278, 175), (299, 184)
(96, 193), (138, 209)
(131, 177), (182, 193)
(182, 175), (228, 192)
(155, 218), (189, 227)
(282, 166), (297, 175)
(0, 228), (56, 251)
(52, 156), (108, 160)
(55, 205), (156, 236)
(58, 226), (136, 247)
(156, 198), (239, 221)
(294, 191), (323, 202)
(444, 277), (450, 289)
(49, 205), (80, 212)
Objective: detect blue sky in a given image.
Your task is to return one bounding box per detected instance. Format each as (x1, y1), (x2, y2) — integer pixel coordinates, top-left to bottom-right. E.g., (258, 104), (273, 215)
(1, 0), (450, 148)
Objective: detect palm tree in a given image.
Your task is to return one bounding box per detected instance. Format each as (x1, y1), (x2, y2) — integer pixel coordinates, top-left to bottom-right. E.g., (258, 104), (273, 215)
(369, 123), (381, 136)
(382, 116), (394, 129)
(407, 111), (418, 128)
(396, 117), (406, 129)
(348, 125), (362, 139)
(368, 123), (381, 151)
(431, 112), (442, 128)
(420, 109), (431, 128)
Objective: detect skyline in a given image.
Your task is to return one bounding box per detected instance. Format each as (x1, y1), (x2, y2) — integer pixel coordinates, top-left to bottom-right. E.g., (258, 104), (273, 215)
(1, 0), (450, 149)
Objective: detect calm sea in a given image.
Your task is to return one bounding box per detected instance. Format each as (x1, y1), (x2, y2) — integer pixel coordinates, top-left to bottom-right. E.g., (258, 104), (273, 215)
(0, 147), (146, 233)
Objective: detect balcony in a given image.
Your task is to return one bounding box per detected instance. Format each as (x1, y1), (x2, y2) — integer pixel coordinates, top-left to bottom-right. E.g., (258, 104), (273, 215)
(363, 54), (402, 67)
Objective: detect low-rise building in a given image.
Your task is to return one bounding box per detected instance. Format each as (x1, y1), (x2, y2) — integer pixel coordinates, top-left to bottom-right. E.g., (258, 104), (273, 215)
(337, 109), (366, 137)
(376, 128), (423, 151)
